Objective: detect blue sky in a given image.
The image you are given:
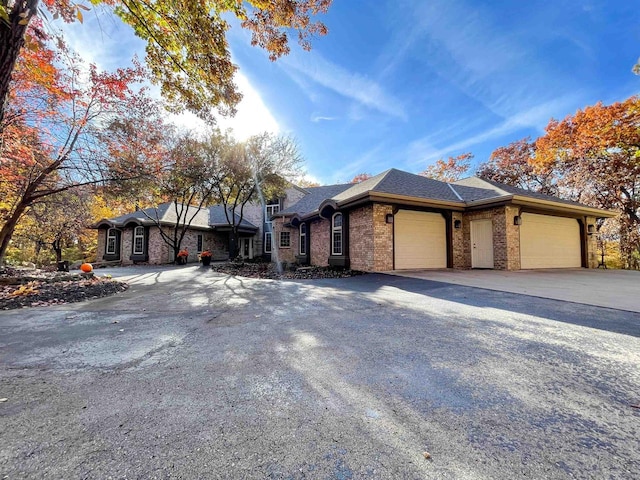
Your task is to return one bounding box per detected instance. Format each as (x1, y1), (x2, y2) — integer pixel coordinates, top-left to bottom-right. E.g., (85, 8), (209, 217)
(62, 0), (640, 185)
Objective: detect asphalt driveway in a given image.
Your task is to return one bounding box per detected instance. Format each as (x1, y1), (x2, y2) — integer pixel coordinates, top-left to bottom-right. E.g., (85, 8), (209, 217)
(1, 266), (639, 479)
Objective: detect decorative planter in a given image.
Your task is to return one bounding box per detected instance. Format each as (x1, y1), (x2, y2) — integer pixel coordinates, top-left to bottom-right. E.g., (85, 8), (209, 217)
(176, 256), (187, 265)
(201, 256), (212, 266)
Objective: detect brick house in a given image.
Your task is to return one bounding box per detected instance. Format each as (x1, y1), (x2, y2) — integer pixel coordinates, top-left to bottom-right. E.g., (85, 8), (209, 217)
(271, 169), (615, 271)
(91, 185), (305, 265)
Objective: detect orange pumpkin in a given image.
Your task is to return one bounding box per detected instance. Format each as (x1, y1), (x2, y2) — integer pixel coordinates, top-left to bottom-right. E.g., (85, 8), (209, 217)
(80, 263), (93, 273)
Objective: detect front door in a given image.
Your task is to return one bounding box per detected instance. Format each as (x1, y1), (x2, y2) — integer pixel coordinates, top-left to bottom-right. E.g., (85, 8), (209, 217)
(239, 238), (254, 259)
(471, 219), (494, 268)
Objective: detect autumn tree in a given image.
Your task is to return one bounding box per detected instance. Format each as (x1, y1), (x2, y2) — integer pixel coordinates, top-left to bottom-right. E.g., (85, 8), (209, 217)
(350, 173), (372, 183)
(214, 132), (302, 258)
(421, 153), (473, 182)
(137, 132), (223, 262)
(23, 190), (94, 264)
(477, 138), (559, 195)
(534, 96), (640, 267)
(0, 0), (332, 126)
(0, 36), (151, 262)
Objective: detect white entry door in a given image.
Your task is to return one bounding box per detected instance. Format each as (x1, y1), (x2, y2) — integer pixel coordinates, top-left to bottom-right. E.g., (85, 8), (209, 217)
(471, 219), (494, 268)
(239, 238), (254, 259)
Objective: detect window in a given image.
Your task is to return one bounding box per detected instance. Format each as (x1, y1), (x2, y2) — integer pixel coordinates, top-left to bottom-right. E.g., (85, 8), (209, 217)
(106, 228), (117, 255)
(133, 226), (145, 255)
(332, 213), (343, 256)
(280, 231), (291, 248)
(265, 201), (280, 224)
(197, 234), (203, 253)
(299, 223), (307, 255)
(264, 232), (272, 253)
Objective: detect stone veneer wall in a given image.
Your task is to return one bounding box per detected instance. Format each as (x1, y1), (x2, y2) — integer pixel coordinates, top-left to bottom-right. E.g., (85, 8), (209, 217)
(373, 204), (394, 271)
(349, 205), (374, 271)
(309, 218), (330, 267)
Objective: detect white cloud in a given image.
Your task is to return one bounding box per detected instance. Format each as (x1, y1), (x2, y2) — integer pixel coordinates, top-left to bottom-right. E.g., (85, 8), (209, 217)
(407, 94), (581, 167)
(310, 114), (337, 123)
(60, 15), (279, 140)
(282, 51), (407, 120)
(214, 73), (279, 139)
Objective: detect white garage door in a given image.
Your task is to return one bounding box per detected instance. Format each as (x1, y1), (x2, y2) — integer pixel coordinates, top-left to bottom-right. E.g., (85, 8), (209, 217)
(394, 210), (446, 269)
(520, 213), (581, 269)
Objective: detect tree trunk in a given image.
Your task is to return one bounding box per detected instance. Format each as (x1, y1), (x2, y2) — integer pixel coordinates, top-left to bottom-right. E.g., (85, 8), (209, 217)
(229, 228), (239, 259)
(52, 239), (63, 263)
(0, 0), (38, 128)
(0, 202), (29, 262)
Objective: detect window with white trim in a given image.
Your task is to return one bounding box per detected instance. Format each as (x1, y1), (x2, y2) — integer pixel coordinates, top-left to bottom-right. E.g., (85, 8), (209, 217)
(197, 234), (203, 253)
(299, 223), (307, 255)
(133, 226), (145, 255)
(280, 231), (291, 248)
(332, 213), (343, 256)
(106, 228), (117, 255)
(265, 201), (280, 224)
(264, 232), (273, 253)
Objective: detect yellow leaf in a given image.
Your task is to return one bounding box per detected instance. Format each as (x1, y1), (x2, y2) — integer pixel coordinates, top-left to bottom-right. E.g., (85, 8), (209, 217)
(76, 9), (83, 23)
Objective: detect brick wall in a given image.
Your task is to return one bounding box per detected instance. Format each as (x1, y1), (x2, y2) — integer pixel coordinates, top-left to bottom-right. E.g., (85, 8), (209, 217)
(505, 206), (521, 271)
(462, 207), (509, 270)
(96, 229), (108, 261)
(451, 212), (465, 269)
(272, 218), (298, 265)
(586, 215), (598, 268)
(310, 218), (330, 267)
(122, 228), (133, 265)
(373, 204), (394, 271)
(349, 205), (374, 271)
(148, 227), (170, 264)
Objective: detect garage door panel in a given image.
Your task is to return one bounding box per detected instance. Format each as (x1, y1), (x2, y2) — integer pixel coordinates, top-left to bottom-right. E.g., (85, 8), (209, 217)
(394, 210), (446, 269)
(520, 213), (581, 269)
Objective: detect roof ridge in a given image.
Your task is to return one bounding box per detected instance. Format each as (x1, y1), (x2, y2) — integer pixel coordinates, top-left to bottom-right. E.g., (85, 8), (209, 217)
(447, 183), (464, 201)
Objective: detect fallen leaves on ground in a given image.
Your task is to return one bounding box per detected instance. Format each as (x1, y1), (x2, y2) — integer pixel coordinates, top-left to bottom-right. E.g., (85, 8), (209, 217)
(0, 267), (128, 310)
(210, 263), (365, 280)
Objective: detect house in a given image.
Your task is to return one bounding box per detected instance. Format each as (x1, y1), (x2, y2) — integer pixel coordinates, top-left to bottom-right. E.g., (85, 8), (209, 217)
(92, 169), (614, 270)
(90, 185), (305, 264)
(270, 169), (615, 271)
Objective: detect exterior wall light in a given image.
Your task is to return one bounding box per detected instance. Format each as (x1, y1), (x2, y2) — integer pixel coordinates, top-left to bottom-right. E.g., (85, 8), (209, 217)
(587, 224), (595, 235)
(385, 214), (394, 224)
(453, 219), (462, 229)
(514, 215), (522, 226)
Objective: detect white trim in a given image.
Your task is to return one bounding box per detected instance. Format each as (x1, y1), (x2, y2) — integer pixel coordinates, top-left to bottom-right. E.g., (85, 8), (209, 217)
(106, 228), (117, 255)
(331, 213), (343, 256)
(133, 226), (145, 255)
(265, 202), (280, 224)
(279, 231), (291, 248)
(299, 223), (307, 255)
(264, 232), (273, 253)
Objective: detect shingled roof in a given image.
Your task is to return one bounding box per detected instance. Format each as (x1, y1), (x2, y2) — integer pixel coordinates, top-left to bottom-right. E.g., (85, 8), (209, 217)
(280, 169), (609, 218)
(209, 205), (258, 230)
(279, 184), (352, 216)
(452, 177), (594, 208)
(93, 203), (258, 230)
(332, 169), (463, 203)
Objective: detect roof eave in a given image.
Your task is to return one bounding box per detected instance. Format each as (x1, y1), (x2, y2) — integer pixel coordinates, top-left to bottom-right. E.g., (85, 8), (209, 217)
(511, 195), (617, 218)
